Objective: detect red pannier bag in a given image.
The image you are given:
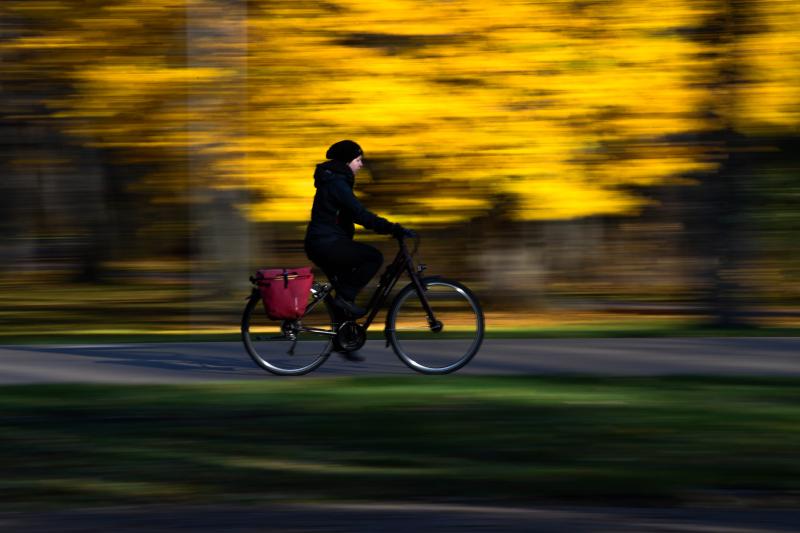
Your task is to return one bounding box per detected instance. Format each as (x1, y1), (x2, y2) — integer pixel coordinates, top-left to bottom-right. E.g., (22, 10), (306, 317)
(256, 267), (314, 320)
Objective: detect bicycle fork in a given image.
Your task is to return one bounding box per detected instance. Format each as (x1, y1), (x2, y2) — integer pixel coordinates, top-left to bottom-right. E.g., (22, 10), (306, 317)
(406, 260), (443, 332)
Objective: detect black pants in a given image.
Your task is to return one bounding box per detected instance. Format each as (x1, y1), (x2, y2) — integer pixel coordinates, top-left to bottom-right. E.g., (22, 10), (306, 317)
(306, 239), (383, 302)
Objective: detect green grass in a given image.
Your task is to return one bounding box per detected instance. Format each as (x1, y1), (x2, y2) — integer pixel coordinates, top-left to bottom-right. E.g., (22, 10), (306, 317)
(2, 376), (800, 509)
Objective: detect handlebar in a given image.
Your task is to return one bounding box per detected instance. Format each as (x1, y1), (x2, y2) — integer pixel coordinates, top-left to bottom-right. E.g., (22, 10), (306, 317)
(396, 232), (420, 256)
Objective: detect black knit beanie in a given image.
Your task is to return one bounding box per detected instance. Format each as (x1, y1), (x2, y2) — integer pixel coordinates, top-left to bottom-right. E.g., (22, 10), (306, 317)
(326, 140), (363, 163)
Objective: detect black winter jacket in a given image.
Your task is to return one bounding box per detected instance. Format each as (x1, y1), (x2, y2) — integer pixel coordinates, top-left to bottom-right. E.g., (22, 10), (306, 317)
(304, 160), (396, 250)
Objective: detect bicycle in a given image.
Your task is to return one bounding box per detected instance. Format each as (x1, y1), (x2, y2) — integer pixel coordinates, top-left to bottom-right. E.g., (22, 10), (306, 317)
(241, 235), (484, 375)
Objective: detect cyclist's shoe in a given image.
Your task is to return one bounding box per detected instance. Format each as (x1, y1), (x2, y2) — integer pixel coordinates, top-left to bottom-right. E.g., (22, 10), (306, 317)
(310, 281), (330, 297)
(333, 295), (367, 318)
(334, 348), (365, 362)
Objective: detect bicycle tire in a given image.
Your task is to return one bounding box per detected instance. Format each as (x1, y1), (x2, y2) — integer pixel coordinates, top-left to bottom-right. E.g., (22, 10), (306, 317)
(241, 291), (333, 376)
(387, 277), (484, 374)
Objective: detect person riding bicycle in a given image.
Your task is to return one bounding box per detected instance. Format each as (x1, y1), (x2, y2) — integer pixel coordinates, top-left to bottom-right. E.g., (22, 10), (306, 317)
(305, 140), (414, 326)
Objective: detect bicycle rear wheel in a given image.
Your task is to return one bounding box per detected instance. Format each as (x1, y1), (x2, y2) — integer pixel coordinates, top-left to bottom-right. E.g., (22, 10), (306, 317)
(387, 278), (484, 374)
(241, 290), (334, 376)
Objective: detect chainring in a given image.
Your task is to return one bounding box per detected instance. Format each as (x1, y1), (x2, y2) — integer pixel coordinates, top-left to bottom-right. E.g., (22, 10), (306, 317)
(335, 321), (367, 352)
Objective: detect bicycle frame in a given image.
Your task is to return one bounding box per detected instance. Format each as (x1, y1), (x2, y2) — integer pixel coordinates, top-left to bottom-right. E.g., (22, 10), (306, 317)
(299, 237), (437, 337)
(362, 237), (427, 331)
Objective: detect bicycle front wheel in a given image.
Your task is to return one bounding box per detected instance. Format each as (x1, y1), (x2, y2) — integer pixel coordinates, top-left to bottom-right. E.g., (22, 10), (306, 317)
(387, 278), (484, 374)
(241, 291), (333, 376)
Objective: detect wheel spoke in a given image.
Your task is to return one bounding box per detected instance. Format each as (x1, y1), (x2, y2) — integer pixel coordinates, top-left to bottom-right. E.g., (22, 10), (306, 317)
(241, 292), (334, 375)
(388, 279), (484, 374)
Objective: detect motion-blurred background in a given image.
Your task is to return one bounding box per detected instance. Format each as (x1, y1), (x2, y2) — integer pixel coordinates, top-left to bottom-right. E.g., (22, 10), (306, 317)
(2, 0), (798, 339)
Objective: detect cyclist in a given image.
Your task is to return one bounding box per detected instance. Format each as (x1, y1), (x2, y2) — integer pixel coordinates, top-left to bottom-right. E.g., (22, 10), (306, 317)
(304, 140), (413, 343)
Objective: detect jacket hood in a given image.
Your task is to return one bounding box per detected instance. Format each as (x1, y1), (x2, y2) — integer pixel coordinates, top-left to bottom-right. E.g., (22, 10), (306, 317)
(314, 160), (354, 188)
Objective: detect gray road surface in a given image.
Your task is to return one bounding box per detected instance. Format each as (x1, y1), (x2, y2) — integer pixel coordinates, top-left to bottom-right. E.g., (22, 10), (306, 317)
(0, 337), (798, 383)
(2, 502), (800, 532)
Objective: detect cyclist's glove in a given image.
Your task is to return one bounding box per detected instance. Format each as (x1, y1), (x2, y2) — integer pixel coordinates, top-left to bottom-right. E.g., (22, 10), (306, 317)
(392, 224), (417, 239)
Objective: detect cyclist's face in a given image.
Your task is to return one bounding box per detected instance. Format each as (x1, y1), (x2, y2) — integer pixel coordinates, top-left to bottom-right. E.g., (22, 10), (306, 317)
(348, 155), (363, 174)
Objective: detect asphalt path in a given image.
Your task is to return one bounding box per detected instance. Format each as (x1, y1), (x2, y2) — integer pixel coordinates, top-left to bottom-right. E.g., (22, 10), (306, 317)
(3, 502), (800, 532)
(0, 337), (798, 383)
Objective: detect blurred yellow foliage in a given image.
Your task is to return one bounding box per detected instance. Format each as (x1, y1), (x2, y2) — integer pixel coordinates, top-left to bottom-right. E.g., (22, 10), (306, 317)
(2, 0), (797, 224)
(734, 1), (800, 133)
